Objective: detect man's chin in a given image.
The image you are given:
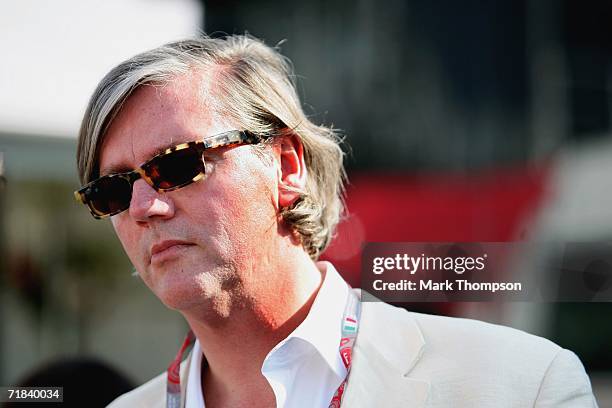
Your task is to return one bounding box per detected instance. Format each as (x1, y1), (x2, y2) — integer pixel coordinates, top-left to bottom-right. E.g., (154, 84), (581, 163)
(144, 271), (202, 310)
(145, 263), (239, 313)
(156, 287), (204, 311)
(152, 276), (221, 312)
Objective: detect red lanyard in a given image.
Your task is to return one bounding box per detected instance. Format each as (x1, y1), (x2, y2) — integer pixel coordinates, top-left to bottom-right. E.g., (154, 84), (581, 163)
(328, 290), (360, 408)
(167, 330), (195, 408)
(166, 290), (361, 408)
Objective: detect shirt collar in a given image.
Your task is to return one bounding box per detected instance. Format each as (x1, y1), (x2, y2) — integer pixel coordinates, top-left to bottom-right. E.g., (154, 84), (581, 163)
(185, 339), (205, 408)
(279, 261), (350, 378)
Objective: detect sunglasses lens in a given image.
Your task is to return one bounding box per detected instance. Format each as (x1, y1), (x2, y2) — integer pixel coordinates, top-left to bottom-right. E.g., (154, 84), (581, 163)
(87, 176), (132, 216)
(145, 147), (204, 190)
(78, 144), (207, 218)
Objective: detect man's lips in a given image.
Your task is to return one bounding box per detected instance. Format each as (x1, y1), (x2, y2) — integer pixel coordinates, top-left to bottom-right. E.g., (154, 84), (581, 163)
(150, 240), (195, 264)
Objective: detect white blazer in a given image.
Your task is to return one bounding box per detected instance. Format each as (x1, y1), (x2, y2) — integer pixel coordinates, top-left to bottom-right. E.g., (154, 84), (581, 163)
(108, 292), (598, 407)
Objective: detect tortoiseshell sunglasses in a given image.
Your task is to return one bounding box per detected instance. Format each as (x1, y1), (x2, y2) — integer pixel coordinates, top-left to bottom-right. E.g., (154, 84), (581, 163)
(75, 130), (265, 219)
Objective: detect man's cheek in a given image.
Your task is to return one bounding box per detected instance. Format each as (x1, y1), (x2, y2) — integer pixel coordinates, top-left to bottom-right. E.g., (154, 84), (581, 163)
(112, 220), (143, 266)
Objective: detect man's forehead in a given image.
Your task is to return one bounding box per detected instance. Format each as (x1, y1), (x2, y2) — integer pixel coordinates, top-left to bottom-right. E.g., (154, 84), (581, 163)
(127, 74), (211, 121)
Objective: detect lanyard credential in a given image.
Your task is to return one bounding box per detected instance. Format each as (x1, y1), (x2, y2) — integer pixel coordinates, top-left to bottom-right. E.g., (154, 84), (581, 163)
(328, 289), (361, 408)
(166, 290), (361, 408)
(167, 330), (195, 408)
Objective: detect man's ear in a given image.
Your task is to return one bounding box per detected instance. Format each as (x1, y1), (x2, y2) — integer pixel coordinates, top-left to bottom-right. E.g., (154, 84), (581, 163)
(277, 133), (307, 209)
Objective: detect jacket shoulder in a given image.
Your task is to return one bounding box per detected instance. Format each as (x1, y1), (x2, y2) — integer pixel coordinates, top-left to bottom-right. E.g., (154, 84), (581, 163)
(361, 301), (596, 406)
(363, 300), (562, 362)
(107, 371), (166, 408)
(408, 308), (561, 363)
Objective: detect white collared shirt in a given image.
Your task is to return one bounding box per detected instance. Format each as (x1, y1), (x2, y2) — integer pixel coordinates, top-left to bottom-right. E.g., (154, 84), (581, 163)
(185, 261), (350, 408)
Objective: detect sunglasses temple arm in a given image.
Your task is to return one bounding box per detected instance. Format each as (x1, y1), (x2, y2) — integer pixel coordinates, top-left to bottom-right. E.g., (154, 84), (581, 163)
(74, 190), (84, 203)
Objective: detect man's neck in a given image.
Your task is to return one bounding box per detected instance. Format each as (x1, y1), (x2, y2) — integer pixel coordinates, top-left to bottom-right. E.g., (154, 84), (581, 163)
(181, 246), (324, 396)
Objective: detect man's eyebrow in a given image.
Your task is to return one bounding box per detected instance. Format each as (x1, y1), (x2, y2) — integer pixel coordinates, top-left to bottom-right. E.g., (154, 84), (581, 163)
(151, 140), (185, 156)
(99, 163), (133, 177)
(98, 138), (196, 177)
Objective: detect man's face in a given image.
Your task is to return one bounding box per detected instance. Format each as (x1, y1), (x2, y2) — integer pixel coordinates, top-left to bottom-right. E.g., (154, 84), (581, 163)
(98, 73), (281, 312)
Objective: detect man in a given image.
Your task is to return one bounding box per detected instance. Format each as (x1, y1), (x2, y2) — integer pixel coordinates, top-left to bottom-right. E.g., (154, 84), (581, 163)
(75, 35), (597, 407)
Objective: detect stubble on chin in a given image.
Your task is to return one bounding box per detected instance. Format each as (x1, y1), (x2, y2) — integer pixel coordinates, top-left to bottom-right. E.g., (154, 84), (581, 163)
(167, 264), (249, 326)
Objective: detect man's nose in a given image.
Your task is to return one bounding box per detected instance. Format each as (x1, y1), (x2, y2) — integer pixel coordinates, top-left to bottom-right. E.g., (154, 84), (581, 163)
(128, 179), (175, 222)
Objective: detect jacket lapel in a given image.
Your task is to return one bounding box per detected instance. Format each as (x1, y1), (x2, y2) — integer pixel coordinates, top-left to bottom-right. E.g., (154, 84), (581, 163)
(341, 293), (430, 407)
